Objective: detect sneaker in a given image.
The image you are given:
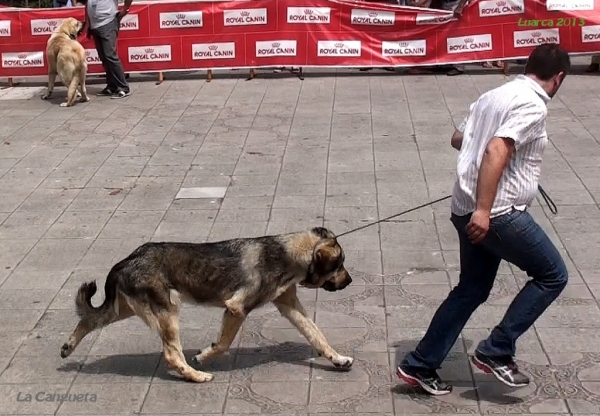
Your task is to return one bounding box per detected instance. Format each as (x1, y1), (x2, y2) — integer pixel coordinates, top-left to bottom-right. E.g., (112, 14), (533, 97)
(471, 350), (530, 388)
(111, 90), (131, 99)
(397, 364), (453, 396)
(97, 87), (114, 96)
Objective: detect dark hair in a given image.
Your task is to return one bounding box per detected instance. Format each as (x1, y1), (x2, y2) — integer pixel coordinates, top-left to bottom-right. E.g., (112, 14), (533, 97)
(524, 43), (571, 81)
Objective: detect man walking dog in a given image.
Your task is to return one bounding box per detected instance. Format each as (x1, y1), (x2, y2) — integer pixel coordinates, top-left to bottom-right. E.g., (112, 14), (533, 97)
(397, 43), (571, 395)
(81, 0), (131, 98)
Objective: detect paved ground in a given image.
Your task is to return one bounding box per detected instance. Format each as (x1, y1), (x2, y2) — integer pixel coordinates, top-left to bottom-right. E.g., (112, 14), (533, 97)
(1, 57), (600, 415)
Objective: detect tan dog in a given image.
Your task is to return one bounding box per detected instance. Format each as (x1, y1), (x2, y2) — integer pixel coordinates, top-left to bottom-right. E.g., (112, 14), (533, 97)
(41, 17), (90, 107)
(60, 227), (354, 383)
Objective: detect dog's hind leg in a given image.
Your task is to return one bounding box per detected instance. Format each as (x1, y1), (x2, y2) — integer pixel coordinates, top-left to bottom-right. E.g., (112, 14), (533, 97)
(42, 71), (57, 100)
(273, 286), (354, 369)
(61, 76), (79, 107)
(61, 292), (135, 358)
(79, 68), (90, 103)
(158, 313), (214, 383)
(193, 306), (245, 364)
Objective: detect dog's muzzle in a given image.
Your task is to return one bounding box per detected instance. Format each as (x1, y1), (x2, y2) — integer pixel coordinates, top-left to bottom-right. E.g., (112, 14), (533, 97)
(321, 276), (352, 292)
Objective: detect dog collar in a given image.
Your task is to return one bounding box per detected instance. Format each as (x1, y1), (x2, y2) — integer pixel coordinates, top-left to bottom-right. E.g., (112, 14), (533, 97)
(69, 33), (77, 40)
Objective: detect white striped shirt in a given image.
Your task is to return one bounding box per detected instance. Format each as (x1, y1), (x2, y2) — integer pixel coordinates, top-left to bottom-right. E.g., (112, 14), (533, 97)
(451, 75), (550, 218)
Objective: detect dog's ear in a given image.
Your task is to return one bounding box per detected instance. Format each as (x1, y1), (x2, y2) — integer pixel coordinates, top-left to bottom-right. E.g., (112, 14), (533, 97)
(311, 227), (334, 240)
(313, 239), (341, 274)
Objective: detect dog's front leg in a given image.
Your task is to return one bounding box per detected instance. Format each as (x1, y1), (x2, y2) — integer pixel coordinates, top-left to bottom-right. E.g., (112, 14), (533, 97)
(42, 71), (57, 100)
(273, 289), (354, 369)
(193, 303), (245, 364)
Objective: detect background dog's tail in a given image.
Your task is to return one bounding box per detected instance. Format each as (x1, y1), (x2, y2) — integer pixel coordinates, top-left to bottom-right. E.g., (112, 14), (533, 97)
(75, 267), (119, 321)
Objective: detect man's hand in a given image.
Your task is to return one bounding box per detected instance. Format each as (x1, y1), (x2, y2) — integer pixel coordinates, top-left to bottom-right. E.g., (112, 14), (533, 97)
(466, 209), (490, 244)
(117, 8), (128, 21)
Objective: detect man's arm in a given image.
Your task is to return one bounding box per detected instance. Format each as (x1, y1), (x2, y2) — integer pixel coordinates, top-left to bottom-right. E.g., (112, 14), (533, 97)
(118, 0), (133, 20)
(474, 137), (514, 214)
(453, 0), (470, 17)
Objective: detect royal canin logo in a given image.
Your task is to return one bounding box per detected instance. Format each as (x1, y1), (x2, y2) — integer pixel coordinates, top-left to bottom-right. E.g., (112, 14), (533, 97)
(192, 42), (236, 59)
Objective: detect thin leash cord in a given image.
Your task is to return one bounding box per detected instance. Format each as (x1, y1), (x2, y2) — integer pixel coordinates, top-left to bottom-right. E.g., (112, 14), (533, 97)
(537, 184), (557, 215)
(336, 185), (557, 238)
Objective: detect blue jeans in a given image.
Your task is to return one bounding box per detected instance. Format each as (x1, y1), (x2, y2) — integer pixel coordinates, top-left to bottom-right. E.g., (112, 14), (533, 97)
(402, 208), (568, 370)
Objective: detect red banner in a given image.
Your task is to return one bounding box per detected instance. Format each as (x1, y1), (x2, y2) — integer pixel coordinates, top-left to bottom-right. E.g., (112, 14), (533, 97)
(1, 0), (599, 78)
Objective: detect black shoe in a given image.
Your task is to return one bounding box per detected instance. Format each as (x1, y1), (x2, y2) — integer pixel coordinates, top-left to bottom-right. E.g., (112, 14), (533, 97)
(471, 350), (530, 388)
(111, 90), (131, 99)
(97, 87), (114, 96)
(397, 364), (453, 396)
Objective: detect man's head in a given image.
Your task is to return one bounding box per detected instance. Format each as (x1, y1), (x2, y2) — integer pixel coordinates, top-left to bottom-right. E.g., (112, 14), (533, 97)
(524, 43), (571, 98)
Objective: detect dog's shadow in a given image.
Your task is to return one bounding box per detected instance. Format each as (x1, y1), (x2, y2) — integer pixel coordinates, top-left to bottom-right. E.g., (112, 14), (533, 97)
(58, 342), (343, 382)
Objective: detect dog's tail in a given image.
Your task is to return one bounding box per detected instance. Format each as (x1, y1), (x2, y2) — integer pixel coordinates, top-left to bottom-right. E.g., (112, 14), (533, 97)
(75, 266), (119, 322)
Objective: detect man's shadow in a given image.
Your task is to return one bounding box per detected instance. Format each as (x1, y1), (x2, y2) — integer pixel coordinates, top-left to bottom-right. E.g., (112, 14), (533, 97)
(58, 341), (346, 382)
(390, 338), (527, 406)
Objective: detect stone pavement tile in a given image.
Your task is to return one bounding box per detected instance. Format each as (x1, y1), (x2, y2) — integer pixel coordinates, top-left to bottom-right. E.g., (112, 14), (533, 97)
(75, 238), (147, 270)
(219, 195), (272, 210)
(0, 382), (69, 415)
(537, 328), (600, 353)
(379, 222), (440, 252)
(65, 187), (128, 212)
(270, 207), (323, 223)
(74, 353), (160, 384)
(18, 188), (81, 213)
(216, 207), (271, 223)
(16, 329), (99, 359)
(382, 249), (446, 275)
(57, 382), (150, 415)
(546, 352), (600, 414)
(97, 210), (164, 240)
(0, 210), (62, 240)
(141, 383), (227, 414)
(224, 380), (308, 413)
(0, 354), (82, 384)
(341, 250), (383, 280)
(0, 309), (45, 332)
(0, 331), (29, 373)
(88, 328), (162, 357)
(44, 210), (113, 239)
(17, 239), (92, 271)
(2, 268), (70, 290)
(312, 351), (389, 383)
(229, 351), (311, 383)
(392, 383), (478, 414)
(0, 289), (55, 310)
(208, 222), (268, 241)
(310, 380), (393, 413)
(118, 177), (182, 211)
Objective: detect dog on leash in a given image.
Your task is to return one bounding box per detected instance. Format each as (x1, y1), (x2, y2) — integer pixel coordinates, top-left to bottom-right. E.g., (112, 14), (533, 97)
(41, 17), (90, 107)
(60, 227), (354, 383)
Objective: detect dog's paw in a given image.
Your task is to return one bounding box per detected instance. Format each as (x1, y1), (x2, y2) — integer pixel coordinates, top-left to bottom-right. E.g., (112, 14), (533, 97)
(41, 93), (51, 100)
(60, 342), (73, 358)
(80, 96), (90, 103)
(332, 355), (354, 369)
(76, 91), (82, 98)
(191, 371), (214, 383)
(192, 345), (214, 364)
(59, 102), (71, 108)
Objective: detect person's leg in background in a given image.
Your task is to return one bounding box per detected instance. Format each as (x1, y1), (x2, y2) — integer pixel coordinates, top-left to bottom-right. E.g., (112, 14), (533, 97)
(93, 18), (130, 98)
(471, 209), (568, 386)
(586, 55), (600, 73)
(91, 29), (117, 96)
(397, 213), (501, 395)
(441, 0), (465, 75)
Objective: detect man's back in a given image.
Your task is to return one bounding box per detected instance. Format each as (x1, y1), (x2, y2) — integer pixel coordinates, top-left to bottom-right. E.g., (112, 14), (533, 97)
(452, 75), (550, 217)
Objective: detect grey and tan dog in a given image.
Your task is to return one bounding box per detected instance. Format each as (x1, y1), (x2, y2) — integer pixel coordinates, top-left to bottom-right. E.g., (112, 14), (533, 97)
(41, 17), (90, 107)
(60, 227), (354, 383)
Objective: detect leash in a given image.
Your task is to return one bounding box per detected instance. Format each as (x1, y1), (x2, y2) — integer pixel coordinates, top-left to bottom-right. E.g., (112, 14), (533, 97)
(336, 185), (556, 238)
